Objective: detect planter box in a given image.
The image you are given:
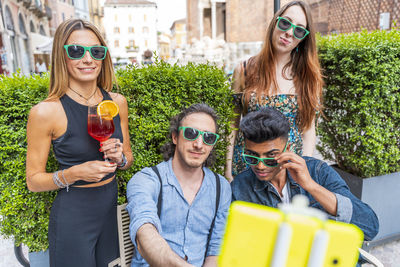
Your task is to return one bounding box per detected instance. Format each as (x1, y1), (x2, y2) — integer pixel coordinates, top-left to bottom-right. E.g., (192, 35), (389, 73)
(28, 249), (49, 267)
(333, 166), (400, 247)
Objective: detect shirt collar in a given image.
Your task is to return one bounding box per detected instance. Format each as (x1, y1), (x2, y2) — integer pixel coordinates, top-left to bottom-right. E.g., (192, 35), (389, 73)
(166, 158), (211, 191)
(252, 169), (301, 192)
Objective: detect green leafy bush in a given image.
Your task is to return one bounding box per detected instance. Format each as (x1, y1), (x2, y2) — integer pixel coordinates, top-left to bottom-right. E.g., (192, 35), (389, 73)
(0, 61), (234, 251)
(317, 30), (400, 178)
(0, 72), (56, 251)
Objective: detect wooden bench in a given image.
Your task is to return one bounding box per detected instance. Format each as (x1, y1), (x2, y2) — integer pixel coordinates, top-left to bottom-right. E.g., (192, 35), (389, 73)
(108, 203), (134, 267)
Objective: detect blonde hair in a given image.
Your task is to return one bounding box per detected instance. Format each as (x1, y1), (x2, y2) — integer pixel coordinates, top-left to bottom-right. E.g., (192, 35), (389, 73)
(47, 19), (116, 101)
(243, 1), (323, 131)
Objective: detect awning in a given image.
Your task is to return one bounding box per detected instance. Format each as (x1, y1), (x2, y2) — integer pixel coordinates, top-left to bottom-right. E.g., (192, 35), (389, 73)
(31, 33), (53, 54)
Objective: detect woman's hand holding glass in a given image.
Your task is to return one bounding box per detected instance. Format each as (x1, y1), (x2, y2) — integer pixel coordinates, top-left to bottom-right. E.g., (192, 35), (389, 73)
(99, 138), (124, 164)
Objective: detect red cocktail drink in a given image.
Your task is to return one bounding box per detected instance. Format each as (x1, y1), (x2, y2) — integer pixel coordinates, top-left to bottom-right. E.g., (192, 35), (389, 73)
(87, 114), (115, 142)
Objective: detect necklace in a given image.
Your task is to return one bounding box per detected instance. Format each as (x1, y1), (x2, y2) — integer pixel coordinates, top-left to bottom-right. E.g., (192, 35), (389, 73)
(68, 86), (97, 104)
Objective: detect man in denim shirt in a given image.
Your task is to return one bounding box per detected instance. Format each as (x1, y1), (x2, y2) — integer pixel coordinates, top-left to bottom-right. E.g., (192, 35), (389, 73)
(231, 108), (379, 243)
(127, 104), (231, 267)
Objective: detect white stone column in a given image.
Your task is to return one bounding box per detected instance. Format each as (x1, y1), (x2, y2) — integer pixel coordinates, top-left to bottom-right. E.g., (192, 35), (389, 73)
(211, 0), (216, 39)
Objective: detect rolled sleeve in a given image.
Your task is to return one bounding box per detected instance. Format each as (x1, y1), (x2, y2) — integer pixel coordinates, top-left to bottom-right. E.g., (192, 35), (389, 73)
(331, 193), (353, 223)
(315, 160), (379, 240)
(126, 167), (162, 247)
(206, 176), (232, 257)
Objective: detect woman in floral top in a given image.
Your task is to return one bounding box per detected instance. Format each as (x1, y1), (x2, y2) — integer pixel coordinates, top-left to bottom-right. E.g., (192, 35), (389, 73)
(226, 1), (324, 181)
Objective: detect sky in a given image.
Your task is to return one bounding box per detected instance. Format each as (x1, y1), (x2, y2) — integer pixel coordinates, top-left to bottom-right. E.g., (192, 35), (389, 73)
(153, 0), (187, 33)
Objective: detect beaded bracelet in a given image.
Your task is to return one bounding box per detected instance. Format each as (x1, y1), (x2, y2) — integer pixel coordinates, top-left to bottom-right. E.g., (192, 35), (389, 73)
(52, 171), (66, 189)
(117, 153), (128, 169)
(60, 170), (70, 192)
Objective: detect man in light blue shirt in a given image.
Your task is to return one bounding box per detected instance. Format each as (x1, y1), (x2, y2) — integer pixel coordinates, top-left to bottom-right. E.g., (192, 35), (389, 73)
(126, 103), (231, 267)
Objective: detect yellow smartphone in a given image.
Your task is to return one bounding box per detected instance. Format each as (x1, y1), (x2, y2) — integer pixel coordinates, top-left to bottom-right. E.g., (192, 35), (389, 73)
(218, 201), (284, 267)
(219, 201), (364, 267)
(284, 213), (323, 267)
(322, 220), (364, 267)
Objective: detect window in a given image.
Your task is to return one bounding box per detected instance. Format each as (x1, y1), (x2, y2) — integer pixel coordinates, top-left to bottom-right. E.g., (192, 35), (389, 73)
(39, 25), (46, 36)
(128, 27), (134, 33)
(129, 40), (135, 47)
(18, 14), (27, 35)
(30, 21), (35, 33)
(114, 27), (120, 34)
(142, 26), (149, 34)
(114, 40), (119, 48)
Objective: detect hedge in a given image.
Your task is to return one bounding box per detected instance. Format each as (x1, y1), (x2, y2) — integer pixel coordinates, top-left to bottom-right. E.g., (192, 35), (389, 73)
(317, 29), (400, 178)
(0, 61), (235, 251)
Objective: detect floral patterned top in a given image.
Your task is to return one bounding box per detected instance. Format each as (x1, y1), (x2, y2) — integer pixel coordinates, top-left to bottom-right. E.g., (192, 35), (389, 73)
(232, 93), (303, 177)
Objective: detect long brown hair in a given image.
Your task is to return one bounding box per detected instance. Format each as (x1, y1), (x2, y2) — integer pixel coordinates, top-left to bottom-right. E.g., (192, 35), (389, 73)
(243, 1), (323, 131)
(47, 19), (116, 101)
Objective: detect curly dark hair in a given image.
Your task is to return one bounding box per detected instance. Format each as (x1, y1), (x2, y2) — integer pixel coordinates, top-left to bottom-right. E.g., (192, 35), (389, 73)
(161, 103), (219, 167)
(240, 107), (290, 143)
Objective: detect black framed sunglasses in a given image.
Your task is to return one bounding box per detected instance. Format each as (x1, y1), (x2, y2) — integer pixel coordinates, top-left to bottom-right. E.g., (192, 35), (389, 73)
(276, 17), (309, 40)
(242, 142), (289, 167)
(178, 126), (220, 146)
(64, 45), (108, 60)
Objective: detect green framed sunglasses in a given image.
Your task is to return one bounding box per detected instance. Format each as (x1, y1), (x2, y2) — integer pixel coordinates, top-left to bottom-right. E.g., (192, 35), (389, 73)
(276, 17), (309, 40)
(64, 44), (108, 60)
(242, 141), (288, 167)
(178, 126), (220, 146)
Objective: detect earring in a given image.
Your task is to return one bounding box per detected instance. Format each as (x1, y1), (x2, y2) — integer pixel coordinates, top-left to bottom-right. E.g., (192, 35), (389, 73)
(296, 46), (299, 53)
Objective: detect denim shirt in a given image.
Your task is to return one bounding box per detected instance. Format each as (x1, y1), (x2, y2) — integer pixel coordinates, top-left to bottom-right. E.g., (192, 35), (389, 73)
(126, 159), (232, 267)
(231, 156), (379, 241)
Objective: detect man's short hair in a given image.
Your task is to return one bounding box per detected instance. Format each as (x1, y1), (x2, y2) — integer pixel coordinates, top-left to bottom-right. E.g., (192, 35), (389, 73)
(240, 108), (290, 143)
(161, 103), (219, 167)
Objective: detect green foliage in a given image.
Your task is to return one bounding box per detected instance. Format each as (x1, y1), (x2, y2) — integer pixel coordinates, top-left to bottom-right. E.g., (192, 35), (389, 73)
(0, 72), (56, 252)
(317, 30), (400, 178)
(0, 61), (234, 251)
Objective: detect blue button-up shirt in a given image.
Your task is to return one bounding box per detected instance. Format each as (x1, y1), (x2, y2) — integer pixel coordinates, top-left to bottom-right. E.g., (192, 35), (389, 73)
(126, 159), (232, 267)
(231, 156), (379, 241)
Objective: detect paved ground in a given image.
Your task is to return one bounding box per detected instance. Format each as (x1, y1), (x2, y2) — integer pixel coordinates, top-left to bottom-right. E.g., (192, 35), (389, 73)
(1, 233), (398, 266)
(0, 236), (28, 267)
(364, 240), (400, 267)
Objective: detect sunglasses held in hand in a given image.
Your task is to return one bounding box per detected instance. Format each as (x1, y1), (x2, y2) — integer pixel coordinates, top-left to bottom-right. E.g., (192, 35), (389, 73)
(179, 126), (220, 146)
(276, 17), (309, 40)
(64, 44), (108, 60)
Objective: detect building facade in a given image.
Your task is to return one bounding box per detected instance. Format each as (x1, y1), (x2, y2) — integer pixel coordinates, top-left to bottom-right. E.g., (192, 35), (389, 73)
(188, 0), (400, 43)
(88, 0), (103, 35)
(74, 0), (89, 20)
(103, 0), (157, 64)
(47, 0), (75, 36)
(0, 0), (52, 75)
(158, 32), (170, 60)
(185, 0), (400, 71)
(170, 18), (186, 58)
(310, 0), (400, 35)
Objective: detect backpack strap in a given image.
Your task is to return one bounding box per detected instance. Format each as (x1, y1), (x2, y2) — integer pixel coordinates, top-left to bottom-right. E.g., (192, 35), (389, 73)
(204, 171), (221, 258)
(151, 166), (162, 218)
